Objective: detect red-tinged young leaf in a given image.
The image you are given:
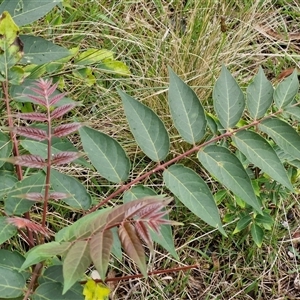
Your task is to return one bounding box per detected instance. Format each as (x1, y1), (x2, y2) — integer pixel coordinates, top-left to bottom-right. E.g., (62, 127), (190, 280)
(126, 197), (172, 219)
(51, 104), (76, 119)
(135, 221), (153, 251)
(53, 123), (82, 137)
(30, 87), (48, 97)
(139, 212), (182, 235)
(16, 112), (47, 121)
(51, 151), (82, 165)
(13, 127), (47, 141)
(6, 217), (49, 237)
(118, 222), (147, 277)
(147, 219), (163, 234)
(34, 78), (52, 91)
(90, 229), (113, 280)
(63, 240), (91, 294)
(105, 197), (171, 228)
(49, 92), (66, 106)
(49, 192), (72, 200)
(134, 202), (168, 219)
(44, 81), (58, 97)
(13, 192), (44, 201)
(26, 94), (47, 106)
(6, 154), (46, 168)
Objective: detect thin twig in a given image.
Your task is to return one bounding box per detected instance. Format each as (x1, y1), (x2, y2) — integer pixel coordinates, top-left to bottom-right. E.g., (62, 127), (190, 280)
(79, 264), (199, 284)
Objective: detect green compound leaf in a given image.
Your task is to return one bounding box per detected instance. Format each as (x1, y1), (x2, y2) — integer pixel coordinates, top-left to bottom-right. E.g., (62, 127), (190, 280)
(50, 169), (92, 210)
(0, 0), (62, 27)
(5, 172), (46, 216)
(168, 67), (207, 144)
(63, 240), (91, 294)
(233, 130), (293, 190)
(213, 65), (245, 128)
(79, 126), (130, 183)
(123, 185), (178, 259)
(0, 217), (17, 245)
(274, 69), (299, 109)
(198, 145), (261, 213)
(163, 164), (225, 235)
(247, 66), (273, 119)
(251, 223), (264, 247)
(119, 90), (170, 162)
(259, 117), (300, 160)
(20, 35), (71, 65)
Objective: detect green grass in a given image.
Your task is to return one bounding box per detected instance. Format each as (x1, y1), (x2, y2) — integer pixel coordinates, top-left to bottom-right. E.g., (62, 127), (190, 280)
(9, 0), (300, 298)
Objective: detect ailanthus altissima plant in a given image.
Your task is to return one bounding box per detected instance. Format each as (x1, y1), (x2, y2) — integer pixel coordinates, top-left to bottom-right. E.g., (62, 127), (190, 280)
(1, 3), (300, 300)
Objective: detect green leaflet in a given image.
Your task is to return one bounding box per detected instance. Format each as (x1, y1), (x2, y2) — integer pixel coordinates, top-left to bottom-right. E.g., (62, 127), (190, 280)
(198, 145), (261, 213)
(79, 126), (130, 183)
(233, 130), (293, 190)
(119, 90), (170, 162)
(0, 0), (62, 26)
(55, 208), (111, 244)
(233, 214), (252, 234)
(274, 69), (299, 109)
(259, 117), (300, 160)
(21, 242), (72, 270)
(251, 223), (263, 247)
(20, 35), (71, 65)
(5, 172), (46, 216)
(50, 169), (92, 210)
(63, 241), (91, 294)
(247, 66), (273, 119)
(163, 164), (226, 235)
(0, 250), (28, 298)
(284, 104), (300, 121)
(0, 217), (17, 245)
(213, 65), (245, 128)
(0, 12), (24, 84)
(168, 67), (207, 144)
(33, 266), (83, 300)
(0, 171), (18, 198)
(32, 282), (84, 300)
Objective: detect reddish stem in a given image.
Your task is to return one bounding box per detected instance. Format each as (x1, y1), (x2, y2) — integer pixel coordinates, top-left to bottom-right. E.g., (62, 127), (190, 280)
(41, 95), (52, 236)
(80, 264), (199, 284)
(2, 81), (34, 246)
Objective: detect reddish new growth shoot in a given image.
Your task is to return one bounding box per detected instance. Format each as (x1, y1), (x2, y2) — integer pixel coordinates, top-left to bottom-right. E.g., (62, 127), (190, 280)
(7, 78), (81, 239)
